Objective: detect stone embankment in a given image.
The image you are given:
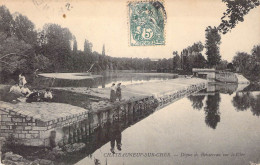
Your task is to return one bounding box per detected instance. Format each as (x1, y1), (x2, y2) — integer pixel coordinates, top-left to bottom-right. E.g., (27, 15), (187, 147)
(0, 78), (207, 147)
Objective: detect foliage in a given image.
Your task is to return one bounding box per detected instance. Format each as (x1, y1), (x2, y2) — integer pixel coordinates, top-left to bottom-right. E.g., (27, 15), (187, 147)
(84, 39), (92, 54)
(232, 46), (260, 82)
(40, 24), (73, 71)
(0, 33), (33, 74)
(178, 41), (206, 73)
(216, 60), (228, 70)
(252, 45), (260, 62)
(205, 26), (221, 68)
(73, 40), (78, 53)
(172, 51), (181, 71)
(0, 6), (36, 75)
(0, 5), (15, 37)
(13, 13), (37, 45)
(219, 0), (260, 34)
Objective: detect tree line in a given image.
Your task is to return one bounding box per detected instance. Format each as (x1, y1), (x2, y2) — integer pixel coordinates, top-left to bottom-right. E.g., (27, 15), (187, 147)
(0, 2), (259, 82)
(0, 5), (221, 75)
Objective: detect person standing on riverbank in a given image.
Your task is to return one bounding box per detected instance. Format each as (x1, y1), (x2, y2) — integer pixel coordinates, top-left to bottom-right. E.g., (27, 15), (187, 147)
(110, 83), (116, 102)
(116, 83), (122, 101)
(19, 73), (27, 87)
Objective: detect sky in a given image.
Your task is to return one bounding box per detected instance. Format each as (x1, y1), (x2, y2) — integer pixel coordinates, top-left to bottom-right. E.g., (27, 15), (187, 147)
(1, 0), (260, 62)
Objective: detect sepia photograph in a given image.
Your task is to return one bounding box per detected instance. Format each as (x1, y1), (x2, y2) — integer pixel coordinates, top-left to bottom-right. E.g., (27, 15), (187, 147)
(0, 0), (260, 165)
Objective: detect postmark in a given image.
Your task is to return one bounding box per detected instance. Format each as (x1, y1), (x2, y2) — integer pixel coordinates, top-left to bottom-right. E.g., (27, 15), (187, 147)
(128, 0), (166, 46)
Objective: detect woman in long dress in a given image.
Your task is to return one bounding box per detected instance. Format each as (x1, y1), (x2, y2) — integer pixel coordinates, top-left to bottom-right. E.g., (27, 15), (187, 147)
(116, 83), (122, 101)
(110, 83), (116, 102)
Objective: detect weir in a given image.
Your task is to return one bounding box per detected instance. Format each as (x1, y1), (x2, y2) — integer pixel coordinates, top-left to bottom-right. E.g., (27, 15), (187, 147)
(0, 78), (207, 148)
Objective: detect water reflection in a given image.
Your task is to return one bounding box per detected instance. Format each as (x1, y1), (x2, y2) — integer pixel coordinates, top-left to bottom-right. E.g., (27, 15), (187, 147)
(204, 93), (221, 129)
(46, 100), (159, 164)
(187, 92), (205, 110)
(232, 92), (251, 111)
(188, 83), (260, 130)
(78, 84), (260, 165)
(232, 91), (260, 116)
(108, 121), (122, 153)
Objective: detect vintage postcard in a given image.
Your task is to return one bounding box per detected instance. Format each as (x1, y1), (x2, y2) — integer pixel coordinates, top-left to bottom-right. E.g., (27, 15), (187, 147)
(0, 0), (260, 165)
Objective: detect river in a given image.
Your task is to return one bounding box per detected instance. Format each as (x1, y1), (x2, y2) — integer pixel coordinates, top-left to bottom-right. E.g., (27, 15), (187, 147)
(72, 83), (260, 165)
(1, 72), (259, 165)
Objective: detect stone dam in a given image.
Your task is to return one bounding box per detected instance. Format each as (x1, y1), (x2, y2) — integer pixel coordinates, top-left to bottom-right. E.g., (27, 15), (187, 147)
(0, 78), (207, 147)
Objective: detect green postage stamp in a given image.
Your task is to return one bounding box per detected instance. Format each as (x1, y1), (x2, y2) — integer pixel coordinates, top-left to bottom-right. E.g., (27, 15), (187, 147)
(128, 0), (166, 46)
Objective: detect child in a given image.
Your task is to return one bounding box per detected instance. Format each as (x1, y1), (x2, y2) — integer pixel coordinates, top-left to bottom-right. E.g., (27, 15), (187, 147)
(44, 89), (53, 101)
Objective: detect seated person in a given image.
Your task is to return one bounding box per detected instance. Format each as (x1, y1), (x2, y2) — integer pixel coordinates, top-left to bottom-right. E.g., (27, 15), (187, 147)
(9, 84), (22, 95)
(21, 85), (32, 97)
(26, 89), (41, 103)
(43, 89), (53, 101)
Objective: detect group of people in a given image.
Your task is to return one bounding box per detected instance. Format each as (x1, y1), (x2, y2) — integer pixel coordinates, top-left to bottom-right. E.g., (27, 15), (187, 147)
(9, 73), (53, 103)
(110, 83), (122, 102)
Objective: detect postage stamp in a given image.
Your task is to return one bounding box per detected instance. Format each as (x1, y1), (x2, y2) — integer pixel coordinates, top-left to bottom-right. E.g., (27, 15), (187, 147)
(128, 0), (166, 46)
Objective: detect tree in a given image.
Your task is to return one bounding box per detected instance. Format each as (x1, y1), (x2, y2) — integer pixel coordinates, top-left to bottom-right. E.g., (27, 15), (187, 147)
(193, 53), (206, 68)
(0, 5), (15, 37)
(41, 24), (73, 71)
(232, 48), (260, 82)
(178, 41), (206, 73)
(205, 26), (221, 68)
(0, 6), (36, 75)
(13, 13), (37, 45)
(232, 52), (251, 72)
(252, 45), (260, 62)
(216, 60), (228, 70)
(227, 63), (234, 71)
(84, 39), (92, 54)
(172, 51), (181, 71)
(219, 0), (260, 34)
(190, 41), (204, 53)
(102, 44), (105, 56)
(73, 40), (78, 53)
(0, 36), (33, 74)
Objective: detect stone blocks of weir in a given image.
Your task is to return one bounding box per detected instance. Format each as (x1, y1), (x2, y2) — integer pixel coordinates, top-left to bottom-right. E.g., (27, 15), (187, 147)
(0, 102), (89, 146)
(0, 78), (207, 146)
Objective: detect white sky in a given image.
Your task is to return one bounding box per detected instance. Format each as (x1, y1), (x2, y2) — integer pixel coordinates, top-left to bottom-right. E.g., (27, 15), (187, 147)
(1, 0), (260, 62)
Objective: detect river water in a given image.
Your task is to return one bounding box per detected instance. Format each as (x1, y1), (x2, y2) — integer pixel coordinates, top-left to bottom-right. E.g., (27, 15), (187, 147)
(1, 72), (260, 165)
(73, 84), (260, 165)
